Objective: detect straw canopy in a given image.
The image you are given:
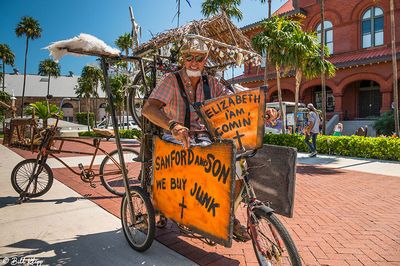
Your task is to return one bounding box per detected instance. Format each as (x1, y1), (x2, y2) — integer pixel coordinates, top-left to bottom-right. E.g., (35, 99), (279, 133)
(134, 13), (261, 69)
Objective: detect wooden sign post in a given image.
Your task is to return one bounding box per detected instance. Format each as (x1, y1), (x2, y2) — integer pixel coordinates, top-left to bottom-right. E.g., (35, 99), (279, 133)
(196, 88), (266, 151)
(152, 137), (236, 247)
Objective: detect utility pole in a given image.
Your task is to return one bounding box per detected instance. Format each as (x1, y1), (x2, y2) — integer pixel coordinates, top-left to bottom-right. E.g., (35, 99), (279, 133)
(390, 0), (399, 136)
(319, 0), (327, 134)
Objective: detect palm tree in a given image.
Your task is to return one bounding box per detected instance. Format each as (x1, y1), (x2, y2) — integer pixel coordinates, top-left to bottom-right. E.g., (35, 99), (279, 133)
(38, 59), (61, 97)
(287, 29), (335, 130)
(0, 44), (15, 91)
(15, 16), (42, 117)
(75, 76), (94, 131)
(253, 16), (299, 133)
(80, 65), (103, 128)
(259, 0), (272, 18)
(115, 33), (132, 129)
(25, 101), (59, 128)
(259, 0), (272, 91)
(201, 0), (243, 21)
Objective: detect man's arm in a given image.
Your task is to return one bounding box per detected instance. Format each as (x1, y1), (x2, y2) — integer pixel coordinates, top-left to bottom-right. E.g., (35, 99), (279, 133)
(142, 98), (170, 130)
(142, 98), (190, 149)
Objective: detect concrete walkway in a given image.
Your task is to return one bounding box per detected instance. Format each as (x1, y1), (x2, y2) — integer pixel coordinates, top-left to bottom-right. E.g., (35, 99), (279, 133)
(297, 152), (400, 177)
(0, 144), (196, 266)
(1, 142), (400, 265)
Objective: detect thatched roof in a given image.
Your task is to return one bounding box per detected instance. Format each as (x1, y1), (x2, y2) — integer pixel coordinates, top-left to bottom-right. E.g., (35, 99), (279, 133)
(134, 13), (261, 69)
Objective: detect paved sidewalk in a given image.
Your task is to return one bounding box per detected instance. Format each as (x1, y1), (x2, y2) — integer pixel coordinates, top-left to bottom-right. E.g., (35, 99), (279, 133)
(0, 144), (197, 266)
(1, 142), (400, 265)
(297, 152), (400, 177)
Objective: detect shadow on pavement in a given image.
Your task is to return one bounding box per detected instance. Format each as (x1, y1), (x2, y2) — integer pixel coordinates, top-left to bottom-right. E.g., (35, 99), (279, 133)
(297, 164), (346, 175)
(155, 221), (240, 266)
(0, 195), (120, 209)
(2, 230), (141, 265)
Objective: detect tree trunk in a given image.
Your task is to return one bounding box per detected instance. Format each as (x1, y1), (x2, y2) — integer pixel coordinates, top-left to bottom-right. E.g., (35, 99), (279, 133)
(21, 37), (29, 117)
(47, 73), (51, 114)
(294, 69), (302, 134)
(390, 0), (399, 136)
(2, 60), (5, 91)
(320, 0), (327, 134)
(268, 0), (271, 18)
(87, 97), (90, 131)
(276, 64), (286, 134)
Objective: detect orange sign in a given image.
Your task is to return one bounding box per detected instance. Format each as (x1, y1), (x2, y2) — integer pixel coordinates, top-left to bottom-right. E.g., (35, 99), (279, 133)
(152, 137), (236, 247)
(197, 88), (266, 151)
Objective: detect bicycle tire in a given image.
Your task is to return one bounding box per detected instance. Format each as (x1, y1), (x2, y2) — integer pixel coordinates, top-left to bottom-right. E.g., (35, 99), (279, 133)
(11, 159), (54, 198)
(100, 148), (141, 196)
(250, 208), (302, 266)
(128, 64), (153, 129)
(121, 186), (155, 252)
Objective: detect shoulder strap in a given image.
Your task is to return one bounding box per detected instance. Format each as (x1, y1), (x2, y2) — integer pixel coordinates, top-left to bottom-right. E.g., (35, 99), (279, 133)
(174, 72), (191, 129)
(202, 75), (211, 100)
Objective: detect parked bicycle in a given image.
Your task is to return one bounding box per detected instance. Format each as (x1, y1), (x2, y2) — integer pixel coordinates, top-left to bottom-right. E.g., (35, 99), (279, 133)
(9, 111), (141, 202)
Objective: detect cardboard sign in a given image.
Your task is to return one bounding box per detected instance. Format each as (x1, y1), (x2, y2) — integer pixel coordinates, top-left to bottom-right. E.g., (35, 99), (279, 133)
(196, 88), (266, 151)
(152, 137), (236, 247)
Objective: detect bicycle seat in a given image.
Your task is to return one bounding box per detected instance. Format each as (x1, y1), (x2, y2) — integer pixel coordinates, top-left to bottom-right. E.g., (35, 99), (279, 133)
(93, 128), (115, 138)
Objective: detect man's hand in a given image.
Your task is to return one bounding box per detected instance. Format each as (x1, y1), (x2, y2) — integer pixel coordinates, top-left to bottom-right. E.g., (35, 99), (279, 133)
(171, 124), (190, 149)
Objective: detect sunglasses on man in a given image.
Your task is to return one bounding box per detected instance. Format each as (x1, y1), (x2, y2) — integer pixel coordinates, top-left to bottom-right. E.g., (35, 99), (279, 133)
(185, 54), (206, 63)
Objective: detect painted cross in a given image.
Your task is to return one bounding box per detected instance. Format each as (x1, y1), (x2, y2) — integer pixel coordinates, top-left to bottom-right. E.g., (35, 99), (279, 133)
(179, 196), (187, 219)
(233, 130), (245, 151)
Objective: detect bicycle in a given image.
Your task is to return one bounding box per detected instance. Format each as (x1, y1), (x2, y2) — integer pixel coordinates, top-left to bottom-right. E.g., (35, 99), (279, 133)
(9, 112), (141, 202)
(118, 52), (301, 266)
(44, 13), (302, 264)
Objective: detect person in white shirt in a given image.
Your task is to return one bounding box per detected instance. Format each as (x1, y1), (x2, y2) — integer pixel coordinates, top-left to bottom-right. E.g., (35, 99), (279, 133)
(304, 103), (320, 157)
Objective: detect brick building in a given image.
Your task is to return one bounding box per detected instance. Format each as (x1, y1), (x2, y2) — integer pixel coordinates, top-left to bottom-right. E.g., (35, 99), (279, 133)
(3, 73), (107, 122)
(234, 0), (400, 121)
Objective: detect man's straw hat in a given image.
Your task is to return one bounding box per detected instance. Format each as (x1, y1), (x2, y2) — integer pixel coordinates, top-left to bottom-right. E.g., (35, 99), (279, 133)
(181, 38), (209, 54)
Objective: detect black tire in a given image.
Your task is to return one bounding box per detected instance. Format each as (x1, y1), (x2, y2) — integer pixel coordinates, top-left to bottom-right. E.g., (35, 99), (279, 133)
(11, 159), (54, 198)
(128, 64), (153, 129)
(100, 148), (141, 196)
(250, 208), (302, 266)
(121, 186), (155, 252)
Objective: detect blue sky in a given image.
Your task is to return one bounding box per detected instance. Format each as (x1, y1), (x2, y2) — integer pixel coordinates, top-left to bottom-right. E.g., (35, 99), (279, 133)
(1, 0), (285, 77)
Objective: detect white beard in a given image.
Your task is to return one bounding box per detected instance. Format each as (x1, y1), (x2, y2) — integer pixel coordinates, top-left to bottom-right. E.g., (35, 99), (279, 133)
(186, 69), (202, 77)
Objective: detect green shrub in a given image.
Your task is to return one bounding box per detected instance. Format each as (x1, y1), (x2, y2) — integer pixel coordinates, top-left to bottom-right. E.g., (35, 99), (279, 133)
(263, 133), (400, 161)
(0, 91), (11, 122)
(79, 129), (142, 139)
(373, 111), (400, 136)
(76, 112), (94, 128)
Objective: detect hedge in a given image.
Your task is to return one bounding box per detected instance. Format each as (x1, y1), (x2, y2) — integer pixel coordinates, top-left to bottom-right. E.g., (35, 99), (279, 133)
(79, 129), (142, 139)
(76, 112), (94, 128)
(263, 133), (400, 161)
(77, 130), (400, 161)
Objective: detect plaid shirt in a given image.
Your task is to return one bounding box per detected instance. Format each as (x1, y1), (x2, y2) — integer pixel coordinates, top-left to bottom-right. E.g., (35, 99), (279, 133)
(149, 68), (231, 131)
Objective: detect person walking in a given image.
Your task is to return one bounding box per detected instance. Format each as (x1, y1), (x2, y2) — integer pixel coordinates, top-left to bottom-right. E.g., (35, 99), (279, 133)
(304, 103), (320, 157)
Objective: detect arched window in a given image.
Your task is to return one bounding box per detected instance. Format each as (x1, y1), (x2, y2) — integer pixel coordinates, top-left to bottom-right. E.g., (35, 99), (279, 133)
(316, 21), (333, 54)
(61, 103), (73, 108)
(362, 7), (384, 48)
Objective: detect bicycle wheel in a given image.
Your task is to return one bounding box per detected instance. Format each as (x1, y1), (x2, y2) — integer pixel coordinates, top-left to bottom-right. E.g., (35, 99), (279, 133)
(128, 63), (153, 129)
(121, 186), (155, 251)
(100, 148), (141, 196)
(250, 208), (302, 266)
(11, 159), (54, 198)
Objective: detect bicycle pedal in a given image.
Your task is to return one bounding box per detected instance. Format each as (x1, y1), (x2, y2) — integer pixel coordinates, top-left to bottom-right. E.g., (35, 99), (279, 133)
(78, 163), (84, 171)
(90, 183), (96, 188)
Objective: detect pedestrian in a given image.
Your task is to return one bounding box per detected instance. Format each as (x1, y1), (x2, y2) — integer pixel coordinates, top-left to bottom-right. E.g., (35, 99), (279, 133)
(142, 37), (251, 241)
(333, 122), (343, 136)
(304, 103), (320, 157)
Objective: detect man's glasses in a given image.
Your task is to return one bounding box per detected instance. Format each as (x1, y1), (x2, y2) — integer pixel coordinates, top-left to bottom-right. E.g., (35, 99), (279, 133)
(185, 54), (206, 63)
